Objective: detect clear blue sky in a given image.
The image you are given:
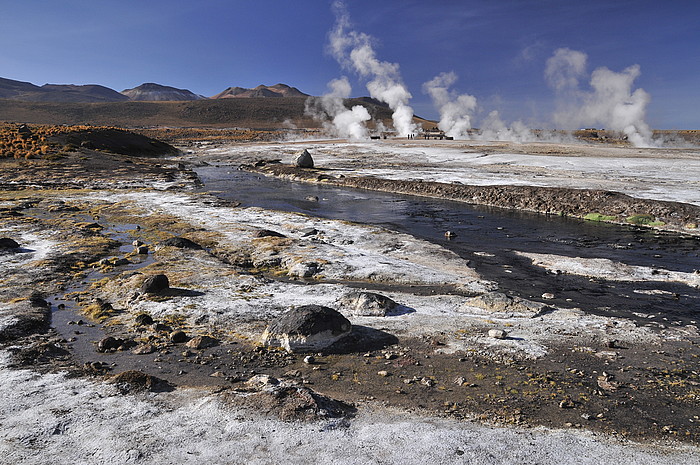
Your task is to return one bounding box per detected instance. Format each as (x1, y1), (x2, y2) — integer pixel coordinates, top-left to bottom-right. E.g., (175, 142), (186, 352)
(1, 0), (698, 129)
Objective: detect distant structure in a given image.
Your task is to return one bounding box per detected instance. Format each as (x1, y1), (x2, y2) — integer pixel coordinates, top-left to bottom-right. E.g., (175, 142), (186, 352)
(422, 127), (453, 140)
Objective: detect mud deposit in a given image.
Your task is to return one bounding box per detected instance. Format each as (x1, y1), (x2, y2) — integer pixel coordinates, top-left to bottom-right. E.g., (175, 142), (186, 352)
(1, 139), (699, 463)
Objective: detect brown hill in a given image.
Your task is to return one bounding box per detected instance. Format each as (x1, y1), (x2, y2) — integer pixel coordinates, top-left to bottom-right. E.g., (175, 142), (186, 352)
(212, 83), (309, 99)
(0, 77), (128, 102)
(122, 83), (203, 101)
(0, 97), (398, 129)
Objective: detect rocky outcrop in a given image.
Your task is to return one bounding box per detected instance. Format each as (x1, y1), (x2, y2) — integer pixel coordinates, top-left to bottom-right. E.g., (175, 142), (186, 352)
(0, 295), (51, 342)
(260, 305), (351, 353)
(464, 292), (548, 317)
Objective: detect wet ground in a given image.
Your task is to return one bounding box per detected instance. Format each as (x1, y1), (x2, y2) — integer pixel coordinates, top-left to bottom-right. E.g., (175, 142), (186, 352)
(197, 167), (700, 328)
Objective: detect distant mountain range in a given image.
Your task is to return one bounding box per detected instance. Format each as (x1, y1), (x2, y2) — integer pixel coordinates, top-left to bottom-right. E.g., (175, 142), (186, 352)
(0, 77), (310, 103)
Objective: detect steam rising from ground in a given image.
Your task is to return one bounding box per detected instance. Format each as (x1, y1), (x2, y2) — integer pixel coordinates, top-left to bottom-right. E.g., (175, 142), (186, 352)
(546, 48), (656, 147)
(328, 1), (417, 136)
(422, 72), (535, 142)
(305, 76), (371, 140)
(422, 72), (477, 138)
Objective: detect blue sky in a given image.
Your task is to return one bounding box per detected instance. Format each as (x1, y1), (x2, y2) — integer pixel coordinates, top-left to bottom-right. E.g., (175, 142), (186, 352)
(1, 0), (698, 129)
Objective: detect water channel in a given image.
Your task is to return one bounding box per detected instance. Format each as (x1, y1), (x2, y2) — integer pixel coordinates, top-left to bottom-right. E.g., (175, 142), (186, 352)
(196, 166), (700, 329)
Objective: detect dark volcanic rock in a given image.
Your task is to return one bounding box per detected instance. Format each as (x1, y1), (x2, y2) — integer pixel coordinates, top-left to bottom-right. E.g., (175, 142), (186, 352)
(185, 335), (218, 349)
(156, 237), (203, 250)
(97, 336), (123, 353)
(0, 238), (20, 249)
(338, 291), (398, 317)
(294, 149), (314, 168)
(170, 330), (189, 343)
(261, 305), (352, 353)
(108, 370), (171, 393)
(254, 229), (286, 238)
(140, 274), (169, 294)
(134, 313), (154, 326)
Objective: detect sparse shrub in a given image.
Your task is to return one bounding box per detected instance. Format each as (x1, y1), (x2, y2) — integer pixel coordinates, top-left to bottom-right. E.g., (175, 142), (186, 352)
(626, 214), (665, 227)
(584, 213), (616, 222)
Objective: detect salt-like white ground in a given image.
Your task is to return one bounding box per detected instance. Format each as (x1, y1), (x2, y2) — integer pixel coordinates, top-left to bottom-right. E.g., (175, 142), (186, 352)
(3, 160), (700, 462)
(204, 139), (700, 206)
(2, 352), (698, 465)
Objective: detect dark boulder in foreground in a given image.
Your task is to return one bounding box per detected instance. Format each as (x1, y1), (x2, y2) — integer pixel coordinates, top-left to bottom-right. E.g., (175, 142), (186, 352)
(261, 305), (351, 353)
(140, 274), (169, 294)
(338, 291), (398, 317)
(294, 149), (314, 168)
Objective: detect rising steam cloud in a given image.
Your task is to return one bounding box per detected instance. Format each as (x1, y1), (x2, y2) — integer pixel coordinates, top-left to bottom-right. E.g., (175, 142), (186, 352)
(305, 76), (371, 140)
(546, 48), (655, 147)
(422, 72), (477, 138)
(329, 1), (417, 136)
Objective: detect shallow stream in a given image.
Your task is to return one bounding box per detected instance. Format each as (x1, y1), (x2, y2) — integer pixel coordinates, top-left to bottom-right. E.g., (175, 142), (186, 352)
(197, 166), (700, 328)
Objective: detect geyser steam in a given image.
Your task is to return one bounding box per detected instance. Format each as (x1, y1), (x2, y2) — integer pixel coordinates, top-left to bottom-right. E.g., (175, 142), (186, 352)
(422, 72), (477, 138)
(329, 1), (417, 136)
(305, 76), (371, 140)
(546, 47), (655, 147)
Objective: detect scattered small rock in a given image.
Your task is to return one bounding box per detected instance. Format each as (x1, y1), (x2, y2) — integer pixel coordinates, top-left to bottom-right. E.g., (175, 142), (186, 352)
(541, 292), (555, 300)
(488, 329), (508, 340)
(254, 229), (286, 238)
(108, 370), (169, 394)
(305, 196), (319, 202)
(303, 355), (316, 364)
(157, 237), (203, 250)
(294, 149), (314, 168)
(170, 330), (189, 343)
(377, 370), (390, 377)
(300, 227), (318, 237)
(186, 335), (218, 349)
(134, 313), (154, 326)
(246, 374), (279, 389)
(453, 376), (467, 386)
(444, 231), (456, 239)
(97, 336), (123, 353)
(132, 343), (156, 355)
(135, 245), (149, 255)
(288, 262), (320, 278)
(559, 398), (576, 409)
(0, 238), (20, 249)
(140, 274), (169, 294)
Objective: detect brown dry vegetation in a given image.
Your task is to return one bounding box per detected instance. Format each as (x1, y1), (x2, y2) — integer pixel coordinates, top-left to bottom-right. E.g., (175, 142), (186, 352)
(0, 123), (178, 160)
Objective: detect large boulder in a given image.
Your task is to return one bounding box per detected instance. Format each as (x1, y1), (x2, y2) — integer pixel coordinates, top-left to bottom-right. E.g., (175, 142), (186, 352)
(260, 305), (351, 353)
(338, 291), (398, 317)
(294, 149), (314, 168)
(0, 238), (20, 250)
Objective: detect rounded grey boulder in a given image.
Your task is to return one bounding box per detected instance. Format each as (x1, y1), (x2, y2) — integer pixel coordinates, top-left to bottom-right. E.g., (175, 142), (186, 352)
(294, 149), (314, 168)
(338, 291), (398, 317)
(261, 305), (351, 353)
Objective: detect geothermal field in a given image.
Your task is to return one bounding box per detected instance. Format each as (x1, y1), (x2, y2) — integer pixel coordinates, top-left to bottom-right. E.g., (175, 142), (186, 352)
(0, 130), (699, 464)
(1, 2), (699, 464)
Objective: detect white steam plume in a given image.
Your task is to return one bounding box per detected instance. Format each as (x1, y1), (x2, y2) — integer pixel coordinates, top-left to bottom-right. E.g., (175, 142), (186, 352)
(305, 76), (371, 140)
(546, 48), (656, 147)
(422, 72), (477, 138)
(477, 111), (535, 143)
(328, 1), (417, 136)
